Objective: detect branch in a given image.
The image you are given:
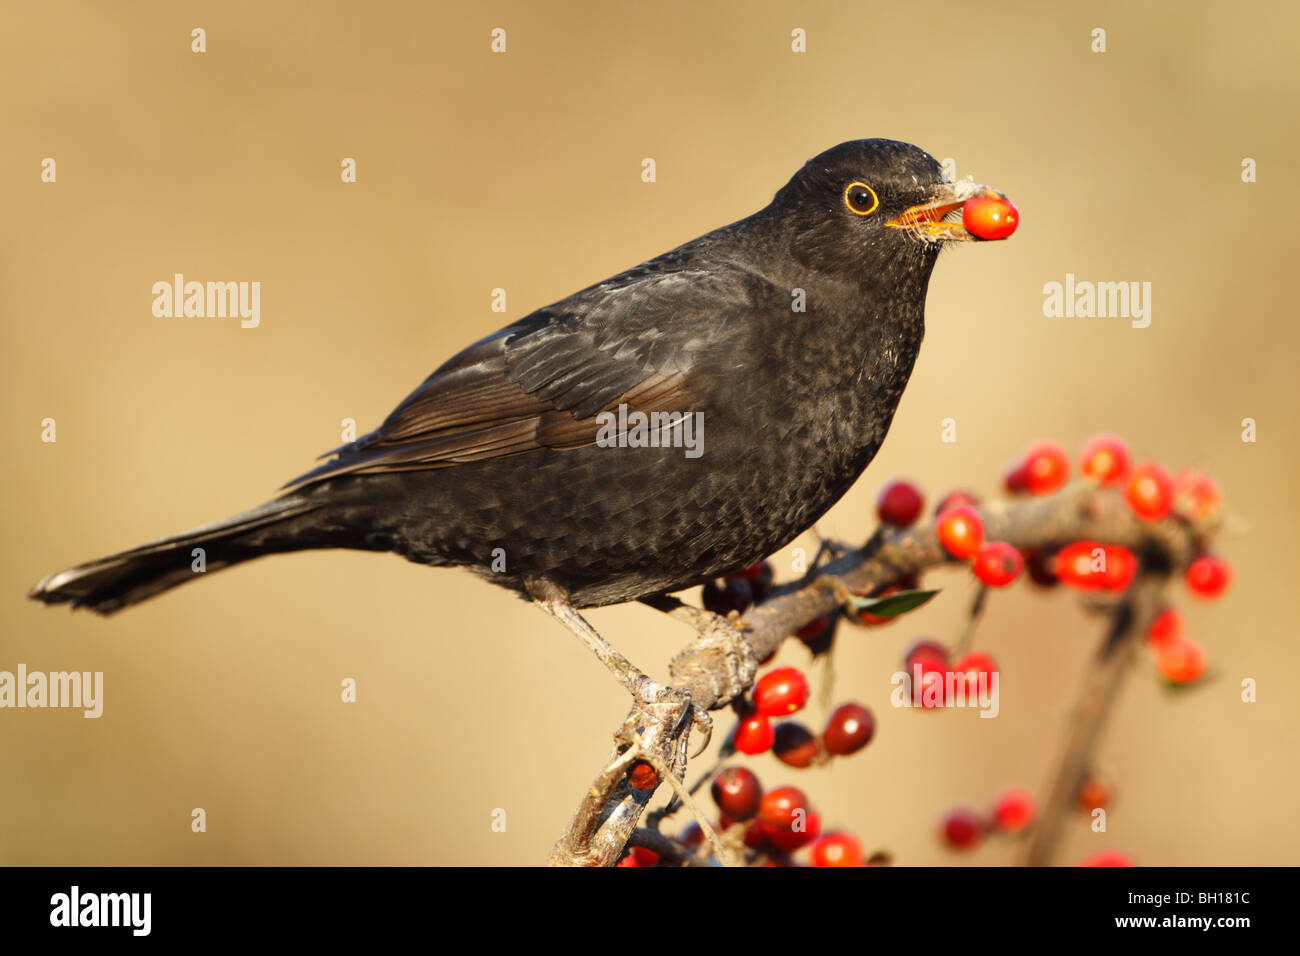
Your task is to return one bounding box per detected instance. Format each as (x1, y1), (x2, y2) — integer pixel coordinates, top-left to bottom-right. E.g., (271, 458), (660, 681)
(548, 482), (1199, 866)
(1022, 567), (1169, 866)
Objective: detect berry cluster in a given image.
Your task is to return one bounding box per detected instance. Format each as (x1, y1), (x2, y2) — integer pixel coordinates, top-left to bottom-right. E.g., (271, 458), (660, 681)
(1145, 606), (1207, 684)
(619, 767), (878, 867)
(903, 638), (997, 709)
(939, 435), (1229, 688)
(733, 663), (874, 766)
(623, 433), (1228, 867)
(940, 787), (1037, 851)
(711, 771), (869, 866)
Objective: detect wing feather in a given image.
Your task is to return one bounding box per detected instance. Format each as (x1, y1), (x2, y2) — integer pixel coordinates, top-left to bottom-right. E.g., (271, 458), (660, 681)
(283, 263), (764, 489)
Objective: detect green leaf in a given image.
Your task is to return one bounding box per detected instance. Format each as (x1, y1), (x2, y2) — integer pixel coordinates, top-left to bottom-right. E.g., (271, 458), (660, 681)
(848, 588), (940, 618)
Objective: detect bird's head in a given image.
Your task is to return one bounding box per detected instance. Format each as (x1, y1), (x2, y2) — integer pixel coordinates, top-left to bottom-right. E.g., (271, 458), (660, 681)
(769, 139), (1016, 275)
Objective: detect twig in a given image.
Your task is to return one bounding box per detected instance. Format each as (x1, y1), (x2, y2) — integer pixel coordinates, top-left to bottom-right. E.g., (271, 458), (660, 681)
(1022, 567), (1170, 866)
(954, 584), (989, 658)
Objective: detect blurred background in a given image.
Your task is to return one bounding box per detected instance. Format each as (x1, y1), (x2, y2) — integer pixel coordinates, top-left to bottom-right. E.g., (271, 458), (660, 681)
(2, 0), (1297, 866)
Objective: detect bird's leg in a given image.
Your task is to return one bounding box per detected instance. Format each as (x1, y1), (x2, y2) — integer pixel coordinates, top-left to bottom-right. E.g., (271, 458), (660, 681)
(532, 586), (714, 759)
(531, 588), (657, 702)
(528, 579), (694, 713)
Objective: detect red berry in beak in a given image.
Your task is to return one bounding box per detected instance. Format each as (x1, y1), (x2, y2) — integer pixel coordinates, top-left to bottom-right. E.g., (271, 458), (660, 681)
(962, 195), (1019, 240)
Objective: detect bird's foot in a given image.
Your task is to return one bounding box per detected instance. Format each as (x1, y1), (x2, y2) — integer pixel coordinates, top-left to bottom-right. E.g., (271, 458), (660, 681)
(622, 679), (712, 759)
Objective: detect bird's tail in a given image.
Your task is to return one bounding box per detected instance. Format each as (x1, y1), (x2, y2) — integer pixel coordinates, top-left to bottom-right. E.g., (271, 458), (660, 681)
(28, 495), (328, 615)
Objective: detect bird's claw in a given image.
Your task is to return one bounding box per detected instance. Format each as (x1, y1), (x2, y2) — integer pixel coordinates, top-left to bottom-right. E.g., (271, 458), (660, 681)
(649, 684), (712, 758)
(688, 708), (713, 757)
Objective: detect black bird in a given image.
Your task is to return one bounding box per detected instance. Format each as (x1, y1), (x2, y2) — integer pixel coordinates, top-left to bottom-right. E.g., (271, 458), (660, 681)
(30, 139), (1013, 693)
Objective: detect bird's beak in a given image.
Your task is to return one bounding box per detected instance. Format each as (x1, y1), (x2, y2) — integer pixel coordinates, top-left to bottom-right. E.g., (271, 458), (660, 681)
(886, 181), (1013, 242)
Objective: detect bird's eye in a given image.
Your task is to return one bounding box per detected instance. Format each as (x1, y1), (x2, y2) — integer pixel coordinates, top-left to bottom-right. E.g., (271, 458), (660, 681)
(844, 182), (879, 216)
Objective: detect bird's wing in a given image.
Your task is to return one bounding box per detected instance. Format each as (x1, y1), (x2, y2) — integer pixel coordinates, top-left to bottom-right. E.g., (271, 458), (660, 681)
(283, 266), (759, 488)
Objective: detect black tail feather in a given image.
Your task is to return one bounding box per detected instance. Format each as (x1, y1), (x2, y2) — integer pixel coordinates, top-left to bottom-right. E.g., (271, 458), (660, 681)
(28, 496), (321, 615)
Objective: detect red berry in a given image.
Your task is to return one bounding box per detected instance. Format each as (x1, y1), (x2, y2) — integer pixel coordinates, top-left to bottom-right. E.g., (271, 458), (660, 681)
(991, 788), (1037, 833)
(972, 541), (1023, 587)
(764, 810), (822, 853)
(759, 786), (809, 831)
(710, 766), (762, 820)
(1185, 554), (1231, 599)
(1172, 470), (1222, 522)
(1157, 635), (1206, 684)
(1021, 441), (1070, 494)
(627, 760), (659, 791)
(1056, 541), (1105, 590)
(940, 808), (985, 849)
(876, 479), (925, 527)
(1002, 461), (1029, 494)
(742, 818), (769, 849)
(753, 666), (810, 717)
(732, 709), (775, 755)
(935, 489), (980, 515)
(732, 560), (772, 586)
(952, 652), (997, 700)
(811, 832), (864, 867)
(702, 577), (752, 615)
(1024, 548), (1059, 587)
(936, 505), (984, 559)
(679, 823), (705, 848)
(631, 846), (659, 866)
(822, 703), (875, 756)
(911, 655), (949, 708)
(1099, 545), (1137, 592)
(1146, 607), (1183, 648)
(904, 640), (950, 708)
(1079, 434), (1130, 485)
(1080, 850), (1132, 867)
(904, 638), (949, 669)
(1059, 542), (1136, 592)
(617, 845), (660, 866)
(1124, 462), (1174, 520)
(773, 722), (821, 768)
(1077, 779), (1113, 813)
(961, 195), (1019, 240)
(795, 614), (835, 654)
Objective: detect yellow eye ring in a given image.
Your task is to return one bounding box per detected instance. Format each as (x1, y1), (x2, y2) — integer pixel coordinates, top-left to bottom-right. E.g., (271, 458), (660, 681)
(844, 182), (879, 216)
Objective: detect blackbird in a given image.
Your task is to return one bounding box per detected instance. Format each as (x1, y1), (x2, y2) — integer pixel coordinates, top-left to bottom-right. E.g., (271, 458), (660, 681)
(30, 139), (1013, 689)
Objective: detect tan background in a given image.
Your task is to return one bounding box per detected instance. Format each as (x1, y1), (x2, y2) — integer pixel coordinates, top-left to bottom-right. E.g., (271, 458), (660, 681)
(2, 0), (1297, 865)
